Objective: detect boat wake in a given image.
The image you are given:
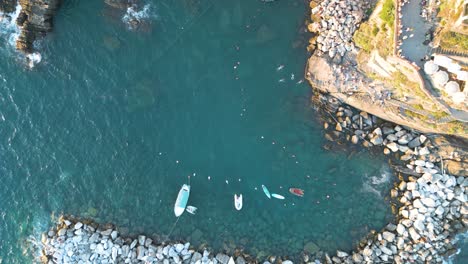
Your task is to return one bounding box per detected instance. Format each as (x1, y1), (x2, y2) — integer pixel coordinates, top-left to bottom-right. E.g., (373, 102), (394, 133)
(361, 166), (392, 198)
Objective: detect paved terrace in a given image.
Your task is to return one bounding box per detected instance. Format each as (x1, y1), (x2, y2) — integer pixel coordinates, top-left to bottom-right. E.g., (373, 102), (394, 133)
(398, 0), (433, 67)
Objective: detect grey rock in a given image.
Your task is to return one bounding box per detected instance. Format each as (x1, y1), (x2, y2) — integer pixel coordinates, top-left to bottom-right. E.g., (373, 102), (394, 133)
(408, 137), (422, 148)
(235, 256), (246, 264)
(216, 253), (230, 264)
(138, 235), (146, 246)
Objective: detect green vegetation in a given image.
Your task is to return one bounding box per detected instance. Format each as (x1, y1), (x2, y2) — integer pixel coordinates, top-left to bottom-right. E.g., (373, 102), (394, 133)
(403, 109), (428, 121)
(447, 121), (467, 134)
(439, 31), (468, 50)
(380, 0), (395, 28)
(431, 110), (450, 120)
(435, 0), (468, 52)
(354, 24), (373, 52)
(353, 0), (394, 56)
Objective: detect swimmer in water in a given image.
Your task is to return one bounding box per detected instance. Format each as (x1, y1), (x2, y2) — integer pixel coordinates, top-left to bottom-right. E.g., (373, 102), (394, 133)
(278, 78), (285, 83)
(276, 64), (284, 71)
(290, 73), (295, 80)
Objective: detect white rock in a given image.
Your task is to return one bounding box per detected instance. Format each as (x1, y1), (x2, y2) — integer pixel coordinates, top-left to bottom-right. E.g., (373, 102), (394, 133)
(419, 135), (427, 144)
(382, 231), (395, 242)
(421, 197), (436, 207)
(138, 235), (146, 246)
(409, 228), (421, 241)
(414, 160), (426, 167)
(396, 224), (405, 235)
(380, 246), (392, 256)
(74, 222), (83, 230)
(111, 230), (118, 240)
(386, 142), (399, 152)
(175, 243), (184, 253)
(419, 147), (430, 155)
(413, 220), (425, 231)
(130, 239), (137, 249)
(407, 182), (417, 191)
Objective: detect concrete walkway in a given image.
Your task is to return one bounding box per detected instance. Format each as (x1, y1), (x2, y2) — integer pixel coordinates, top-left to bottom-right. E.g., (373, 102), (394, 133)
(399, 0), (432, 66)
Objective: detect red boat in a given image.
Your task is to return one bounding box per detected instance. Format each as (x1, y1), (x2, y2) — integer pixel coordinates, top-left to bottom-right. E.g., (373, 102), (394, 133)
(289, 188), (304, 197)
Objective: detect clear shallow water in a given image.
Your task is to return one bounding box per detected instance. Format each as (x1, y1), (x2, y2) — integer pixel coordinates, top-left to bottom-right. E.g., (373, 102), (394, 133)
(0, 0), (395, 262)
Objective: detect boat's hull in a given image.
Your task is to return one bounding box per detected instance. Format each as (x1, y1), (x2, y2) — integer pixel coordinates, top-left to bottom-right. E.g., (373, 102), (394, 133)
(262, 185), (271, 198)
(289, 188), (304, 197)
(271, 193), (285, 200)
(234, 194), (243, 210)
(174, 184), (190, 217)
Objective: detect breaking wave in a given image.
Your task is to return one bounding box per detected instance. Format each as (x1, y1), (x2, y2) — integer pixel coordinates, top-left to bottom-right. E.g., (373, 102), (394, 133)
(122, 4), (154, 30)
(0, 4), (22, 48)
(361, 165), (392, 198)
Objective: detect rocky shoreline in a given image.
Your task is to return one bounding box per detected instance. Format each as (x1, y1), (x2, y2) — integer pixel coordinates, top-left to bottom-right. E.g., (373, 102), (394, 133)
(0, 0), (61, 52)
(37, 93), (467, 263)
(313, 92), (467, 263)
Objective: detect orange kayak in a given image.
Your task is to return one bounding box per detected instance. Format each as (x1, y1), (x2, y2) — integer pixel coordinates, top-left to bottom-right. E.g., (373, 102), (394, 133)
(289, 188), (304, 197)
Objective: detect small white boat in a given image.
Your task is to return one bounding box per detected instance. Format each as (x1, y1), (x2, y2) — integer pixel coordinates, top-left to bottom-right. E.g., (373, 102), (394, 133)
(174, 184), (190, 217)
(262, 185), (271, 199)
(186, 205), (197, 215)
(271, 193), (285, 200)
(234, 194), (243, 210)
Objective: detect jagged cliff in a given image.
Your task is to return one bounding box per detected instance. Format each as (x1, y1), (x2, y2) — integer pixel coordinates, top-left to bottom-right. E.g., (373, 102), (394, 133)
(0, 0), (61, 53)
(15, 0), (61, 53)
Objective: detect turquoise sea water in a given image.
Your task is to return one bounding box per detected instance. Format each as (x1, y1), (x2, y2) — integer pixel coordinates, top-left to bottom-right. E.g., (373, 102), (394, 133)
(0, 1), (396, 262)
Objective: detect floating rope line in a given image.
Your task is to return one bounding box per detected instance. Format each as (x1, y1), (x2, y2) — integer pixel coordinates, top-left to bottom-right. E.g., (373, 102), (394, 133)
(163, 175), (191, 242)
(163, 216), (181, 242)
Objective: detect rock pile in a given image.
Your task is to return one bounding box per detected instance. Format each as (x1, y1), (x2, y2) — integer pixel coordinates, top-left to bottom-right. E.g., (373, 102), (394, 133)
(318, 96), (467, 263)
(0, 0), (18, 13)
(15, 0), (61, 53)
(309, 0), (368, 61)
(39, 217), (255, 264)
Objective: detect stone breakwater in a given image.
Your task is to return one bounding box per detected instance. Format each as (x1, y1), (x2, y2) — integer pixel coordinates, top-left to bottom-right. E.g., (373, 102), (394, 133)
(309, 0), (369, 62)
(315, 93), (467, 263)
(38, 217), (272, 264)
(37, 96), (467, 264)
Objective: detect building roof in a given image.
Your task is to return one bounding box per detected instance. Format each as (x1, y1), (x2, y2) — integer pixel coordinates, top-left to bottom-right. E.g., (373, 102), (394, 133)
(445, 81), (460, 94)
(424, 61), (439, 75)
(452, 92), (466, 104)
(447, 62), (462, 73)
(433, 55), (453, 69)
(456, 70), (468, 81)
(433, 70), (449, 86)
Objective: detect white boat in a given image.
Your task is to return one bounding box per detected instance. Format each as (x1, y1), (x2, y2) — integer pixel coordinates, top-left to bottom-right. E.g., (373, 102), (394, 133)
(234, 194), (243, 210)
(262, 185), (271, 199)
(174, 184), (190, 217)
(271, 193), (285, 200)
(186, 205), (197, 215)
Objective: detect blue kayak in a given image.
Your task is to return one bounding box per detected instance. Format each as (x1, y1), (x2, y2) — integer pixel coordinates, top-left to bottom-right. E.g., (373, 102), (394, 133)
(261, 185), (271, 199)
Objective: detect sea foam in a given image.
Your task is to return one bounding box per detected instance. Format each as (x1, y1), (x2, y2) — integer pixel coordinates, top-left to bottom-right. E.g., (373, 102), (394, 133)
(0, 4), (22, 47)
(361, 165), (392, 198)
(122, 4), (153, 30)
